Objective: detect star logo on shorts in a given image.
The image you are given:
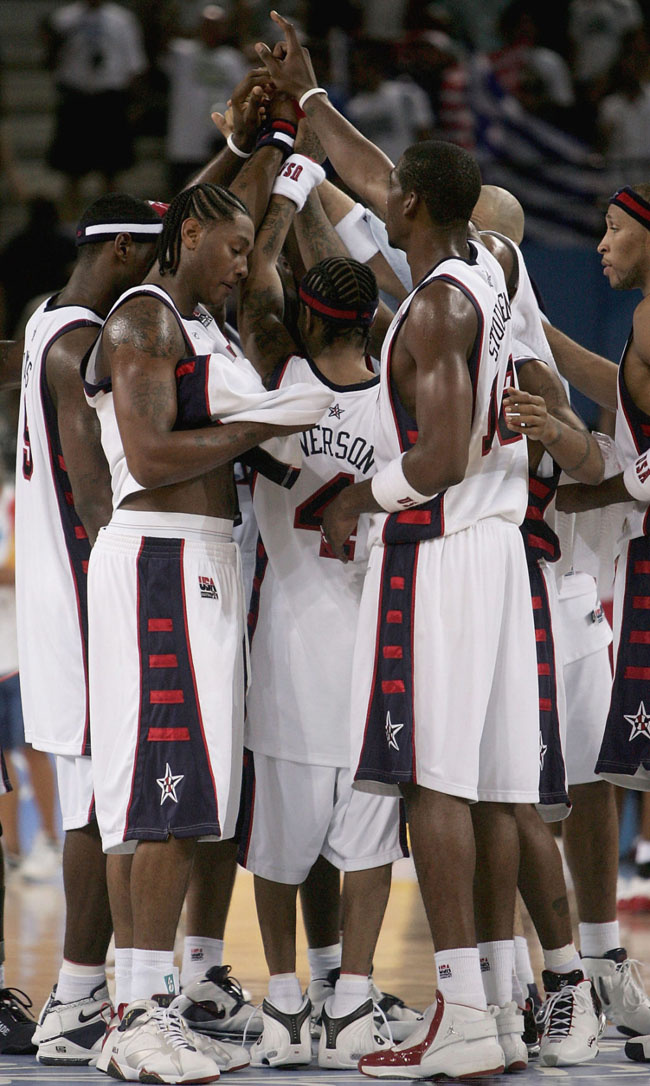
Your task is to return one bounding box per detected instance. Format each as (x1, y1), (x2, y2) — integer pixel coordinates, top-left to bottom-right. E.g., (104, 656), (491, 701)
(329, 403), (344, 419)
(385, 711), (404, 752)
(539, 733), (547, 770)
(156, 763), (184, 805)
(624, 702), (650, 742)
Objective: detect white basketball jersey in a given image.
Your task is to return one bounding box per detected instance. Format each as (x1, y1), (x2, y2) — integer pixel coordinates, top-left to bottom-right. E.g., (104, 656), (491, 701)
(368, 241), (528, 549)
(15, 296), (103, 754)
(246, 354), (380, 767)
(83, 285), (233, 509)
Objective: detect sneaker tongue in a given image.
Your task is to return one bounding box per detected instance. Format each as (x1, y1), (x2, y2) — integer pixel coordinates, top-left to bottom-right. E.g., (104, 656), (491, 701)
(542, 968), (585, 992)
(121, 1005), (148, 1030)
(152, 993), (175, 1009)
(603, 947), (627, 964)
(326, 967), (341, 986)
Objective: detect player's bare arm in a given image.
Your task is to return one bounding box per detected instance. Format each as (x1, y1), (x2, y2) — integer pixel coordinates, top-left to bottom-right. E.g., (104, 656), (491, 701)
(504, 358), (604, 483)
(229, 93), (298, 231)
(556, 474), (629, 513)
(46, 326), (113, 543)
(255, 11), (392, 218)
(105, 295), (305, 489)
(322, 282), (476, 559)
(0, 338), (23, 389)
(620, 294), (650, 417)
(190, 70), (269, 190)
(238, 195), (299, 378)
(545, 322), (618, 410)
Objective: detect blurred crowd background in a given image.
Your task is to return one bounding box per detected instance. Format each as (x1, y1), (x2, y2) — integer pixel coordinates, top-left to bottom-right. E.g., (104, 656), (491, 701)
(0, 0), (649, 882)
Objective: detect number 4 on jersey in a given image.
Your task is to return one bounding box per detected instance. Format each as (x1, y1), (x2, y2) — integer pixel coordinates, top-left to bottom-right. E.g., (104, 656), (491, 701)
(294, 472), (356, 560)
(481, 356), (522, 455)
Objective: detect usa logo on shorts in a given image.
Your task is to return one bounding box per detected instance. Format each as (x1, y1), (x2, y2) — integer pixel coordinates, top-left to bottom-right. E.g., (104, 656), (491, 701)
(199, 576), (218, 600)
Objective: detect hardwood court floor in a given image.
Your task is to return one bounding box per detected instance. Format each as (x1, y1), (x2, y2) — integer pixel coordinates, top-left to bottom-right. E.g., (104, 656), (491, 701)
(4, 858), (650, 1085)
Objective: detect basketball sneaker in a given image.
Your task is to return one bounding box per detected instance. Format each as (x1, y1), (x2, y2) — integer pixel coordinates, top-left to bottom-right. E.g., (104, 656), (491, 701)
(537, 969), (599, 1066)
(358, 990), (505, 1079)
(34, 980), (113, 1065)
(249, 996), (312, 1067)
(318, 998), (391, 1068)
(0, 987), (37, 1053)
(522, 995), (540, 1057)
(306, 973), (335, 1037)
(625, 1033), (650, 1061)
(173, 965), (261, 1037)
(369, 977), (424, 1041)
(489, 1001), (527, 1071)
(96, 998), (220, 1082)
(582, 948), (650, 1036)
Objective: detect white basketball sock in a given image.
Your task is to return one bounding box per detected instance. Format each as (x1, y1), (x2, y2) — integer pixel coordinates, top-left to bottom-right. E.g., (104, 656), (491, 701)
(56, 960), (106, 1004)
(514, 934), (535, 987)
(181, 937), (224, 988)
(435, 948), (487, 1010)
(307, 942), (342, 982)
(542, 943), (582, 975)
(113, 947), (132, 1009)
(268, 972), (303, 1012)
(478, 940), (515, 1007)
(331, 973), (371, 1017)
(131, 949), (177, 1001)
(578, 921), (620, 958)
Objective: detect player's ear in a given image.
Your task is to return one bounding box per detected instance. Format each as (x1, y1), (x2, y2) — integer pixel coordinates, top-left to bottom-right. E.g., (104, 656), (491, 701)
(402, 189), (419, 219)
(114, 233), (132, 261)
(181, 217), (202, 250)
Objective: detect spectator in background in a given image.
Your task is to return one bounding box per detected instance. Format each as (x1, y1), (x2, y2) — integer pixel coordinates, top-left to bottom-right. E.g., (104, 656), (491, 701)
(345, 39), (433, 166)
(568, 0), (643, 105)
(41, 0), (147, 216)
(163, 4), (247, 194)
(0, 460), (60, 882)
(0, 198), (76, 338)
(598, 26), (650, 176)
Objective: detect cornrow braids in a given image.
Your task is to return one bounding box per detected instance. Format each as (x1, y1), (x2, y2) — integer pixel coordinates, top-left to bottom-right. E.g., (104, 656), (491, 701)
(157, 183), (250, 276)
(300, 257), (379, 349)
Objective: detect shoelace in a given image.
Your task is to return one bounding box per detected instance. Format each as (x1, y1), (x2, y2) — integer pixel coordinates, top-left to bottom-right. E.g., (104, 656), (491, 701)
(0, 988), (35, 1019)
(211, 967), (247, 1008)
(152, 1005), (197, 1051)
(372, 1000), (394, 1045)
(241, 1003), (264, 1047)
(537, 986), (580, 1039)
(615, 958), (650, 1011)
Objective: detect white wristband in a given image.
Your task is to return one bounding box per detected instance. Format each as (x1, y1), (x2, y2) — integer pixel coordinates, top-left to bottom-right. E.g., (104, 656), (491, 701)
(371, 453), (434, 513)
(272, 154), (326, 212)
(624, 453), (650, 503)
(298, 87), (328, 110)
(227, 133), (251, 159)
(335, 203), (380, 263)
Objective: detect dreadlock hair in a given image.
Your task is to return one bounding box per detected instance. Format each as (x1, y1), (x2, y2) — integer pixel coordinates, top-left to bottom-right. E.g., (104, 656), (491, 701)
(157, 183), (250, 276)
(300, 257), (379, 352)
(397, 140), (482, 227)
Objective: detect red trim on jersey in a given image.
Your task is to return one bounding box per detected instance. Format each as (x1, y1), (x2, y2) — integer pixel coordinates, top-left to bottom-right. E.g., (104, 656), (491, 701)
(147, 726), (190, 741)
(149, 618), (173, 631)
(179, 539), (220, 828)
(625, 666), (650, 679)
(528, 533), (556, 556)
(383, 645), (403, 658)
(149, 654), (178, 668)
(150, 689), (184, 704)
(397, 510), (432, 524)
(539, 698), (552, 711)
(635, 562), (650, 574)
(355, 548), (390, 780)
(387, 610), (403, 623)
(633, 596), (650, 608)
(123, 536), (146, 841)
(382, 679), (405, 693)
(390, 577), (405, 589)
(529, 477), (551, 499)
(176, 361), (195, 376)
(531, 596), (542, 609)
(538, 662), (550, 675)
(535, 629), (547, 641)
(409, 544), (420, 783)
(630, 631), (650, 643)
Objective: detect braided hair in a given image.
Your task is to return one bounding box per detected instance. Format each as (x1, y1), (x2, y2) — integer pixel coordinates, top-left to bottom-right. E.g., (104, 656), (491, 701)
(157, 183), (250, 276)
(300, 257), (378, 351)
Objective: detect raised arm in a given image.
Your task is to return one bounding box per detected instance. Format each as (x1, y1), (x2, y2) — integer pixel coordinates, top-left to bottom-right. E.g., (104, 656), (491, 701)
(545, 323), (618, 411)
(105, 296), (307, 488)
(46, 327), (113, 543)
(255, 11), (393, 216)
(188, 70), (268, 190)
(504, 358), (604, 484)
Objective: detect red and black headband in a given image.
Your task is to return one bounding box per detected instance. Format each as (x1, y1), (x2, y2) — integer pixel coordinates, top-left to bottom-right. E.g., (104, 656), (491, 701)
(299, 282), (378, 327)
(609, 186), (650, 231)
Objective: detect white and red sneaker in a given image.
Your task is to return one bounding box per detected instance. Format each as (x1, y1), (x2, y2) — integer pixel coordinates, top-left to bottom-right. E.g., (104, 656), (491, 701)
(358, 990), (505, 1079)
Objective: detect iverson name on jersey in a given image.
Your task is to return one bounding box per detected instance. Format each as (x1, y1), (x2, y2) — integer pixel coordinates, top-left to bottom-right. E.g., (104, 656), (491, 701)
(300, 425), (375, 474)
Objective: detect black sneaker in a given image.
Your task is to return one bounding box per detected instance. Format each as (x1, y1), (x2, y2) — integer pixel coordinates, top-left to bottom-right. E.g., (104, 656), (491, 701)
(0, 987), (37, 1054)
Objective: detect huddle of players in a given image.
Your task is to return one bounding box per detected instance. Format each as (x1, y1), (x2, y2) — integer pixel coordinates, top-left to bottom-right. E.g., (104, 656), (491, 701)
(6, 8), (650, 1084)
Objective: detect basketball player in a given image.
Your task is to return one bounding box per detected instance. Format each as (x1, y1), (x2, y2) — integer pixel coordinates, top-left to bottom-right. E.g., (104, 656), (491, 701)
(234, 149), (409, 1067)
(14, 193), (163, 1066)
(83, 181), (332, 1083)
(257, 19), (541, 1077)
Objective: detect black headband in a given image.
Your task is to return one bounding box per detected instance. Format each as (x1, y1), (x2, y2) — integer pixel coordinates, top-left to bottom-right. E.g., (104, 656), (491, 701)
(609, 186), (650, 231)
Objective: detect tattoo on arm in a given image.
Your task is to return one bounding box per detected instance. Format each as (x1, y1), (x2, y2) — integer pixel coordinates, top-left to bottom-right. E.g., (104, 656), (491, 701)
(551, 895), (570, 918)
(260, 199), (296, 259)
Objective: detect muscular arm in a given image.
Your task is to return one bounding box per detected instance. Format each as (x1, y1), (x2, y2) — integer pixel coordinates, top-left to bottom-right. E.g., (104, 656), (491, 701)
(106, 296), (298, 488)
(255, 13), (392, 216)
(505, 358), (604, 484)
(322, 282), (476, 557)
(238, 195), (299, 378)
(46, 327), (113, 543)
(545, 323), (618, 410)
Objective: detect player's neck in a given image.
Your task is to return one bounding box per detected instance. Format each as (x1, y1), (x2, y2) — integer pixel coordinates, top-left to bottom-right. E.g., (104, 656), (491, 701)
(56, 266), (115, 318)
(313, 344), (373, 386)
(406, 227), (471, 285)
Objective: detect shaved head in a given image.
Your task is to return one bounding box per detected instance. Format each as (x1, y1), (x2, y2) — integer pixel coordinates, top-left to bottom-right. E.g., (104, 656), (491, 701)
(471, 185), (525, 245)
